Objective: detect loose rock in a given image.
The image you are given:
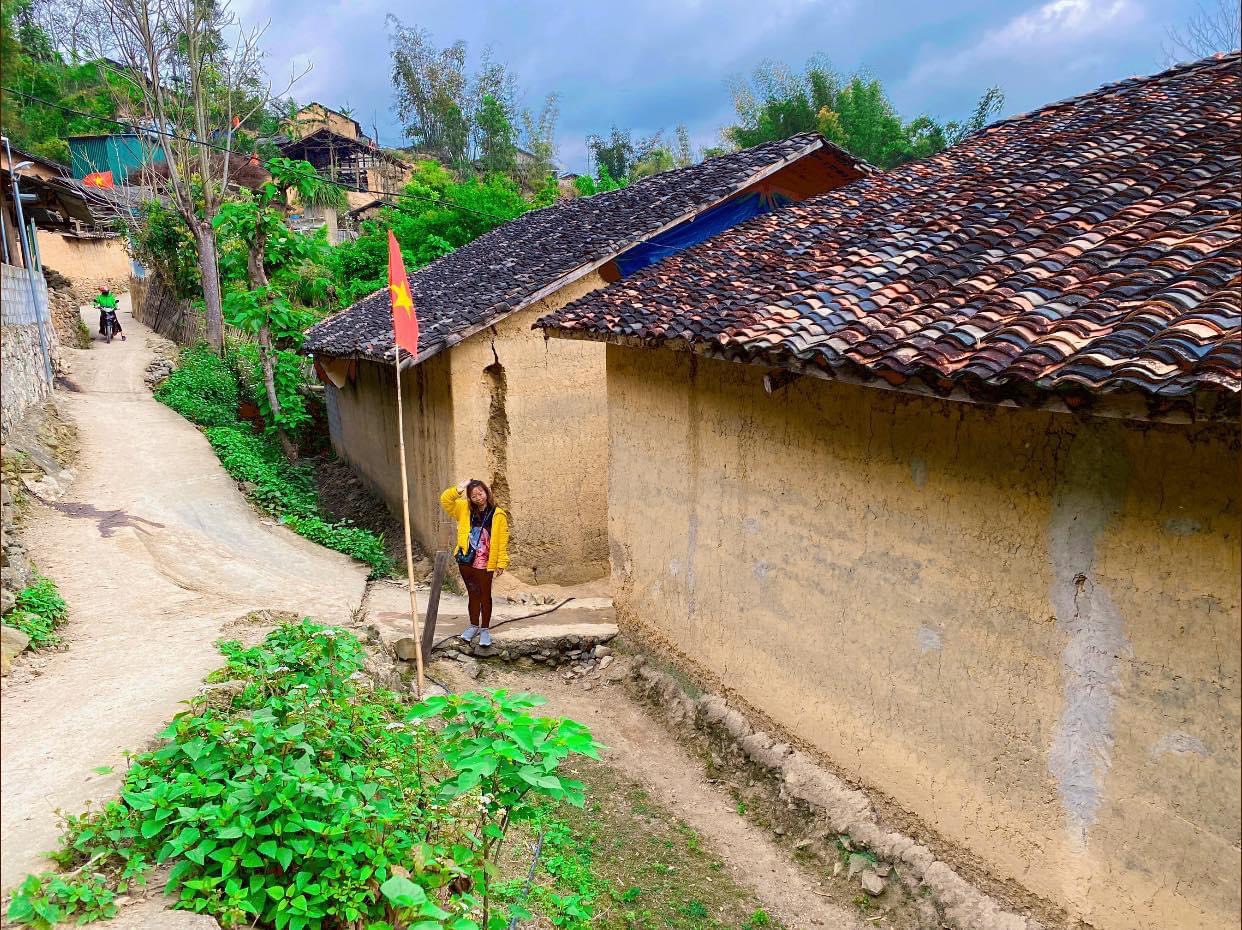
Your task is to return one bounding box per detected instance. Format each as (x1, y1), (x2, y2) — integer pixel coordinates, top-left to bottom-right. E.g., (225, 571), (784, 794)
(860, 870), (885, 896)
(2, 623), (32, 675)
(847, 853), (871, 879)
(393, 637), (421, 661)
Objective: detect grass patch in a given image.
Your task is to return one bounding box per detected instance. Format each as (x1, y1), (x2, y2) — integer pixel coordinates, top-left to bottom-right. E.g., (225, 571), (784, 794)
(155, 344), (393, 576)
(499, 758), (789, 930)
(7, 620), (600, 929)
(6, 575), (68, 648)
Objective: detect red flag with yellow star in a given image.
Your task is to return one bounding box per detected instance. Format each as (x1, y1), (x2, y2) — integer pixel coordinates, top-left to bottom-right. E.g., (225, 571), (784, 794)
(387, 230), (419, 357)
(83, 171), (114, 189)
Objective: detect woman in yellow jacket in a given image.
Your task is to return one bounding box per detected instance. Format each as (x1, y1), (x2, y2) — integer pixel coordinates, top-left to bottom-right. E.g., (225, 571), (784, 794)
(440, 479), (509, 647)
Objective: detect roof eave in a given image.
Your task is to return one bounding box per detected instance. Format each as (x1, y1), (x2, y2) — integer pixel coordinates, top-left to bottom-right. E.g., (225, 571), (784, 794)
(538, 325), (1239, 424)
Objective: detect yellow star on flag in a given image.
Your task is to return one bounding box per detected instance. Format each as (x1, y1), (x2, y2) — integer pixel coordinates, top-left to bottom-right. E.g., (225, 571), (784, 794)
(389, 280), (414, 317)
(387, 230), (420, 355)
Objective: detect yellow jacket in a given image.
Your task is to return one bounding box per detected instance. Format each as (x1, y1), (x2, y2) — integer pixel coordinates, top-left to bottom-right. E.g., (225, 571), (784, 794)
(440, 486), (510, 571)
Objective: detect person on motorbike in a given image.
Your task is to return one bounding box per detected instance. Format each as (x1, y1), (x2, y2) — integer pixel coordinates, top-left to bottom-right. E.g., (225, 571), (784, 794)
(94, 287), (125, 341)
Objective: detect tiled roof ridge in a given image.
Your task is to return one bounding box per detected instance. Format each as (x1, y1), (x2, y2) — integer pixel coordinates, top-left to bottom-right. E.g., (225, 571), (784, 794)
(305, 131), (868, 363)
(963, 49), (1241, 142)
(538, 52), (1241, 403)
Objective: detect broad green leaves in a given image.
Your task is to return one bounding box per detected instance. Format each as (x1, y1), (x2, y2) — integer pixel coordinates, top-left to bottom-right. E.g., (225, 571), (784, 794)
(8, 621), (596, 930)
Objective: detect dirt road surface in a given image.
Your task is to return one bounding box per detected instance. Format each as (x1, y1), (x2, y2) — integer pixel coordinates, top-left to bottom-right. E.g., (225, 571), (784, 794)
(1, 298), (368, 892)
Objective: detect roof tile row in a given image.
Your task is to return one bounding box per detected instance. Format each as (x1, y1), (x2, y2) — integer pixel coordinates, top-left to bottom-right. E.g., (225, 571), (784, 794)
(303, 133), (867, 363)
(541, 54), (1241, 397)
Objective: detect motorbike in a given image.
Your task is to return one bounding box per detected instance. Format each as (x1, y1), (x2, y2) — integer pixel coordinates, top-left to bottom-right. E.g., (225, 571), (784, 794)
(100, 308), (119, 343)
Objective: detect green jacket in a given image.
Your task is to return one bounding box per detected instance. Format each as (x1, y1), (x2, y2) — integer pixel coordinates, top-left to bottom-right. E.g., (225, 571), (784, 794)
(94, 292), (118, 310)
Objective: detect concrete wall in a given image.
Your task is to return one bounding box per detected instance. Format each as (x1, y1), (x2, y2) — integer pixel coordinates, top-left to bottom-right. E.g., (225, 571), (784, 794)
(326, 352), (457, 553)
(1, 264), (56, 436)
(35, 231), (131, 302)
(324, 272), (610, 583)
(604, 344), (1241, 930)
(448, 273), (610, 584)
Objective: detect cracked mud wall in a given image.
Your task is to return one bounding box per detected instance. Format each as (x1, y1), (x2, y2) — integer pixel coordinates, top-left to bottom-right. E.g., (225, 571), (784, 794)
(450, 273), (610, 585)
(605, 344), (1241, 930)
(321, 273), (610, 577)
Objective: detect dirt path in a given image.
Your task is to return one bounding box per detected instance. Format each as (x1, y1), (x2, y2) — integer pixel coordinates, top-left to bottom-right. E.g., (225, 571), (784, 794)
(488, 666), (865, 930)
(0, 298), (368, 892)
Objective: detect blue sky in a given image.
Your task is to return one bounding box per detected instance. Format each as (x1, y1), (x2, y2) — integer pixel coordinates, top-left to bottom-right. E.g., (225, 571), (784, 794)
(234, 0), (1221, 172)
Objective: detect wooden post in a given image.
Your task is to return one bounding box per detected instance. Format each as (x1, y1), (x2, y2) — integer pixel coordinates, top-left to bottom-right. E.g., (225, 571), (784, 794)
(392, 355), (425, 698)
(421, 549), (450, 667)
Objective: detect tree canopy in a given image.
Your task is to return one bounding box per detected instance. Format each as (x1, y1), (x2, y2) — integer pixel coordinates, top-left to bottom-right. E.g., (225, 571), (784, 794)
(0, 0), (133, 164)
(723, 57), (1003, 169)
(387, 18), (560, 189)
(328, 160), (553, 306)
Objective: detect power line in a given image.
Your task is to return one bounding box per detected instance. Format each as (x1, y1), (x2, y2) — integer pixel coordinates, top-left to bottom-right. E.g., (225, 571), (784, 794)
(2, 86), (513, 223)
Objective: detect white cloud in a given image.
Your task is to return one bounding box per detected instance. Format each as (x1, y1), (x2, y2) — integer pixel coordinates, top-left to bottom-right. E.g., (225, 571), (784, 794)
(909, 0), (1141, 83)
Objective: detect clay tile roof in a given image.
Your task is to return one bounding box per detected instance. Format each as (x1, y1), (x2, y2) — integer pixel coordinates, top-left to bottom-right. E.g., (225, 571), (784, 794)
(303, 133), (869, 363)
(540, 54), (1242, 398)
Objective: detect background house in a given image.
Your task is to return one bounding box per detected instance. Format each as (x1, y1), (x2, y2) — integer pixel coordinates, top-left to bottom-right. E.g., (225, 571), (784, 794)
(289, 102), (365, 141)
(276, 127), (410, 213)
(67, 133), (166, 182)
(540, 54), (1241, 930)
(303, 134), (870, 584)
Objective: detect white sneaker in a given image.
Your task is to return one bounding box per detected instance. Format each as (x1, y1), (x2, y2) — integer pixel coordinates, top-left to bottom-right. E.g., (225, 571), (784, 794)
(460, 625), (479, 642)
(478, 629), (492, 648)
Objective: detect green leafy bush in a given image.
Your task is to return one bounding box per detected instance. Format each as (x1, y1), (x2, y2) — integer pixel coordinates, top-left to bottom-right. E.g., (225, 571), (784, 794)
(154, 346), (240, 428)
(9, 575), (68, 647)
(204, 427), (319, 519)
(7, 620), (599, 930)
(280, 515), (393, 576)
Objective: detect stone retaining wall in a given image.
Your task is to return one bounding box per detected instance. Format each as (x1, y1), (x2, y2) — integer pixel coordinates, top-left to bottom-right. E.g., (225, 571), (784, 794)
(1, 264), (57, 437)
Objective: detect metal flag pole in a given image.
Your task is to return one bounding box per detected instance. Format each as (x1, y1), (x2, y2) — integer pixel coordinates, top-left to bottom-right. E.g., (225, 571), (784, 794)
(392, 348), (426, 699)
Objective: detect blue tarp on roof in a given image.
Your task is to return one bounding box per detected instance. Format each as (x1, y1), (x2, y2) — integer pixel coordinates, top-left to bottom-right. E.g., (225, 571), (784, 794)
(614, 190), (791, 278)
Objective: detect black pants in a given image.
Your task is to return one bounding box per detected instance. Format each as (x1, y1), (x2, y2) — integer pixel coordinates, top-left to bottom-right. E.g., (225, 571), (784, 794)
(459, 563), (494, 628)
(99, 310), (122, 334)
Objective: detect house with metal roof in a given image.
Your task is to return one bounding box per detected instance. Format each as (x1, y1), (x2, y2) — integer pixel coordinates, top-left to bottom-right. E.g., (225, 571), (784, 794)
(303, 134), (869, 583)
(538, 53), (1241, 930)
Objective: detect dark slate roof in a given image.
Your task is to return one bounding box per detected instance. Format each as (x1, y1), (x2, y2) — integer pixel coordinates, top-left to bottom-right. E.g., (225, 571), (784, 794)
(303, 133), (869, 362)
(541, 54), (1242, 398)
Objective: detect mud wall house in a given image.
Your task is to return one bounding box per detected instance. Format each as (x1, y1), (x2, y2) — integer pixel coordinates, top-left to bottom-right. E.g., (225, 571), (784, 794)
(290, 102), (365, 142)
(540, 55), (1242, 930)
(302, 134), (870, 584)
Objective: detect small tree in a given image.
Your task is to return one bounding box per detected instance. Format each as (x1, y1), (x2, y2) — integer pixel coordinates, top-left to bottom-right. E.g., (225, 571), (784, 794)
(586, 125), (636, 182)
(518, 92), (560, 189)
(1164, 0), (1240, 63)
(99, 0), (304, 351)
(214, 157), (343, 459)
(475, 93), (517, 177)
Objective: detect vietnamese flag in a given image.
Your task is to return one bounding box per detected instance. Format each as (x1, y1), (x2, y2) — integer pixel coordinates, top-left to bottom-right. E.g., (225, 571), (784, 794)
(387, 231), (419, 357)
(83, 171), (114, 189)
